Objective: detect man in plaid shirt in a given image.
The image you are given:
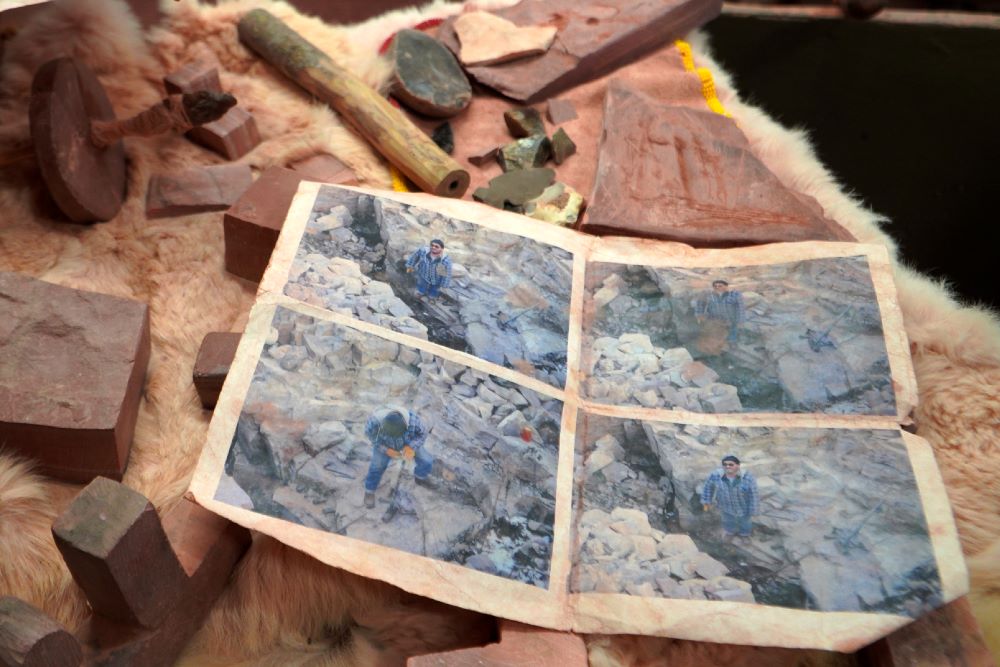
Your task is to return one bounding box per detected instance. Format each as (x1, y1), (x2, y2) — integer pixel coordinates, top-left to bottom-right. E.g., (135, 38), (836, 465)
(363, 407), (436, 508)
(406, 238), (452, 300)
(701, 455), (759, 544)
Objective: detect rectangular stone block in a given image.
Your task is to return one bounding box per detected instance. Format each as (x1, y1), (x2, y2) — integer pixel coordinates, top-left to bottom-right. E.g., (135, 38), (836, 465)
(0, 272), (149, 482)
(187, 107), (261, 160)
(193, 332), (241, 408)
(51, 478), (189, 629)
(224, 166), (304, 282)
(163, 58), (221, 95)
(146, 164), (252, 218)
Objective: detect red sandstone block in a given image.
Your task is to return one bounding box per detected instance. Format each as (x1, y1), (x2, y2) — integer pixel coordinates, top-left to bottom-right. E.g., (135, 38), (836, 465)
(223, 167), (304, 282)
(287, 153), (358, 185)
(187, 107), (261, 160)
(163, 58), (221, 95)
(0, 272), (149, 482)
(0, 597), (81, 667)
(407, 620), (587, 666)
(193, 332), (242, 408)
(146, 164), (252, 218)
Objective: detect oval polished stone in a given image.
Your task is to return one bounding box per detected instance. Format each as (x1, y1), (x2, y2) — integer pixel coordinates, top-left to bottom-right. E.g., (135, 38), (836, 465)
(390, 29), (472, 118)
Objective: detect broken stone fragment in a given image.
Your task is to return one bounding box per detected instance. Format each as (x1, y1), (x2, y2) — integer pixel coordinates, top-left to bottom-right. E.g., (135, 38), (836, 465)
(453, 11), (557, 67)
(546, 97), (577, 124)
(163, 57), (221, 96)
(145, 164), (252, 218)
(550, 127), (576, 165)
(498, 135), (551, 172)
(440, 0), (722, 103)
(187, 107), (261, 160)
(523, 181), (583, 226)
(472, 167), (555, 211)
(431, 121), (454, 154)
(467, 145), (499, 166)
(390, 29), (471, 118)
(504, 107), (545, 138)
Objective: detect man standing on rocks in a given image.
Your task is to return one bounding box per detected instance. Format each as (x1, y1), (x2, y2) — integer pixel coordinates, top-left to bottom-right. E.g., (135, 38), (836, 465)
(363, 407), (436, 509)
(406, 238), (452, 300)
(701, 455), (759, 545)
(694, 279), (745, 355)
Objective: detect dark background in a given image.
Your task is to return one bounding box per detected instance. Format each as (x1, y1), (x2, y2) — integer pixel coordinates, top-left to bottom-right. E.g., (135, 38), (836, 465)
(703, 13), (998, 311)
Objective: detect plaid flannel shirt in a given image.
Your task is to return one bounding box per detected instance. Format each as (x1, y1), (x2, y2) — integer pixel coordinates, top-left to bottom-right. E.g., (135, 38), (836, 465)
(365, 411), (427, 452)
(406, 247), (452, 289)
(695, 290), (746, 325)
(701, 469), (759, 516)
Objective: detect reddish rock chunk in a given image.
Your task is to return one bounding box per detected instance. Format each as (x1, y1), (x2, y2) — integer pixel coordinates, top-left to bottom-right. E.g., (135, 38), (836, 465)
(546, 97), (577, 124)
(193, 332), (242, 409)
(286, 153), (358, 185)
(224, 166), (304, 282)
(467, 145), (499, 166)
(163, 58), (221, 95)
(408, 620), (586, 666)
(453, 11), (556, 67)
(146, 164), (252, 218)
(0, 272), (149, 482)
(187, 107), (261, 160)
(439, 0), (722, 103)
(583, 80), (855, 245)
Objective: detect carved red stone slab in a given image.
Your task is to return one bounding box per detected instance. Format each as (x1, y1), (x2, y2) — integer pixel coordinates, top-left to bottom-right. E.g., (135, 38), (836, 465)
(438, 0), (722, 103)
(582, 80), (855, 245)
(29, 57), (126, 223)
(0, 272), (149, 482)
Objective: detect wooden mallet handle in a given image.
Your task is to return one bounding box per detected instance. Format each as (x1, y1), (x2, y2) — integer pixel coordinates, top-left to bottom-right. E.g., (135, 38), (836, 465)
(238, 9), (470, 198)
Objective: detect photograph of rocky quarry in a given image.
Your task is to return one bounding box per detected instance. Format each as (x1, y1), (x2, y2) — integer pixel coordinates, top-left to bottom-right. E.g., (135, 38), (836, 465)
(216, 305), (563, 588)
(570, 413), (942, 617)
(282, 186), (574, 388)
(580, 256), (896, 414)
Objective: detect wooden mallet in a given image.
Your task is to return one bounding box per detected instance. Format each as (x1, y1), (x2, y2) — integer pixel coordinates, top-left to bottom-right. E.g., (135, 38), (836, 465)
(0, 57), (235, 223)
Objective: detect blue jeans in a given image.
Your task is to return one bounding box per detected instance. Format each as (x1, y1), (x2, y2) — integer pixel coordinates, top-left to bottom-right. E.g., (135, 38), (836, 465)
(721, 512), (752, 537)
(364, 446), (434, 492)
(416, 277), (440, 297)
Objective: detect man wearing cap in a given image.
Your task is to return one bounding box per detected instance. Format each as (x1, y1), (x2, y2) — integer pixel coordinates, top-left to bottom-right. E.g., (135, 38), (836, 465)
(694, 279), (745, 355)
(701, 455), (759, 544)
(363, 407), (436, 509)
(406, 239), (452, 300)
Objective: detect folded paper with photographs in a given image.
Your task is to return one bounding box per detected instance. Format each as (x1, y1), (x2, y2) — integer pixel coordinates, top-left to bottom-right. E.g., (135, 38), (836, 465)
(188, 184), (967, 652)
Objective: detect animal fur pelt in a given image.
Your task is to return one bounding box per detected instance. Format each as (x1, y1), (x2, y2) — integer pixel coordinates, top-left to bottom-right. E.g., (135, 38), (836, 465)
(0, 1), (997, 664)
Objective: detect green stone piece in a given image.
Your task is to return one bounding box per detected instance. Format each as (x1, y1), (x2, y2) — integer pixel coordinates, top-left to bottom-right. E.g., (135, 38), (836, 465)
(551, 127), (577, 165)
(390, 30), (472, 118)
(503, 107), (545, 138)
(472, 167), (556, 212)
(497, 135), (552, 172)
(523, 181), (584, 226)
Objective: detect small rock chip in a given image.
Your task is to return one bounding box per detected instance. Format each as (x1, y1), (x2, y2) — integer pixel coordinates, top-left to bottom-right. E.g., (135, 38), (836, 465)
(187, 107), (261, 160)
(546, 98), (577, 124)
(524, 182), (582, 226)
(550, 127), (576, 165)
(468, 145), (499, 166)
(454, 11), (557, 67)
(431, 122), (454, 154)
(472, 167), (555, 211)
(504, 107), (545, 138)
(498, 135), (551, 172)
(390, 29), (471, 118)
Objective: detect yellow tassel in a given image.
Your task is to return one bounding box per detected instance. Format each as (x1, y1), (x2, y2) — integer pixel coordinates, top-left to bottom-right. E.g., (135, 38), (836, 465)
(697, 67), (730, 117)
(675, 39), (695, 72)
(389, 165), (411, 192)
(675, 40), (731, 118)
